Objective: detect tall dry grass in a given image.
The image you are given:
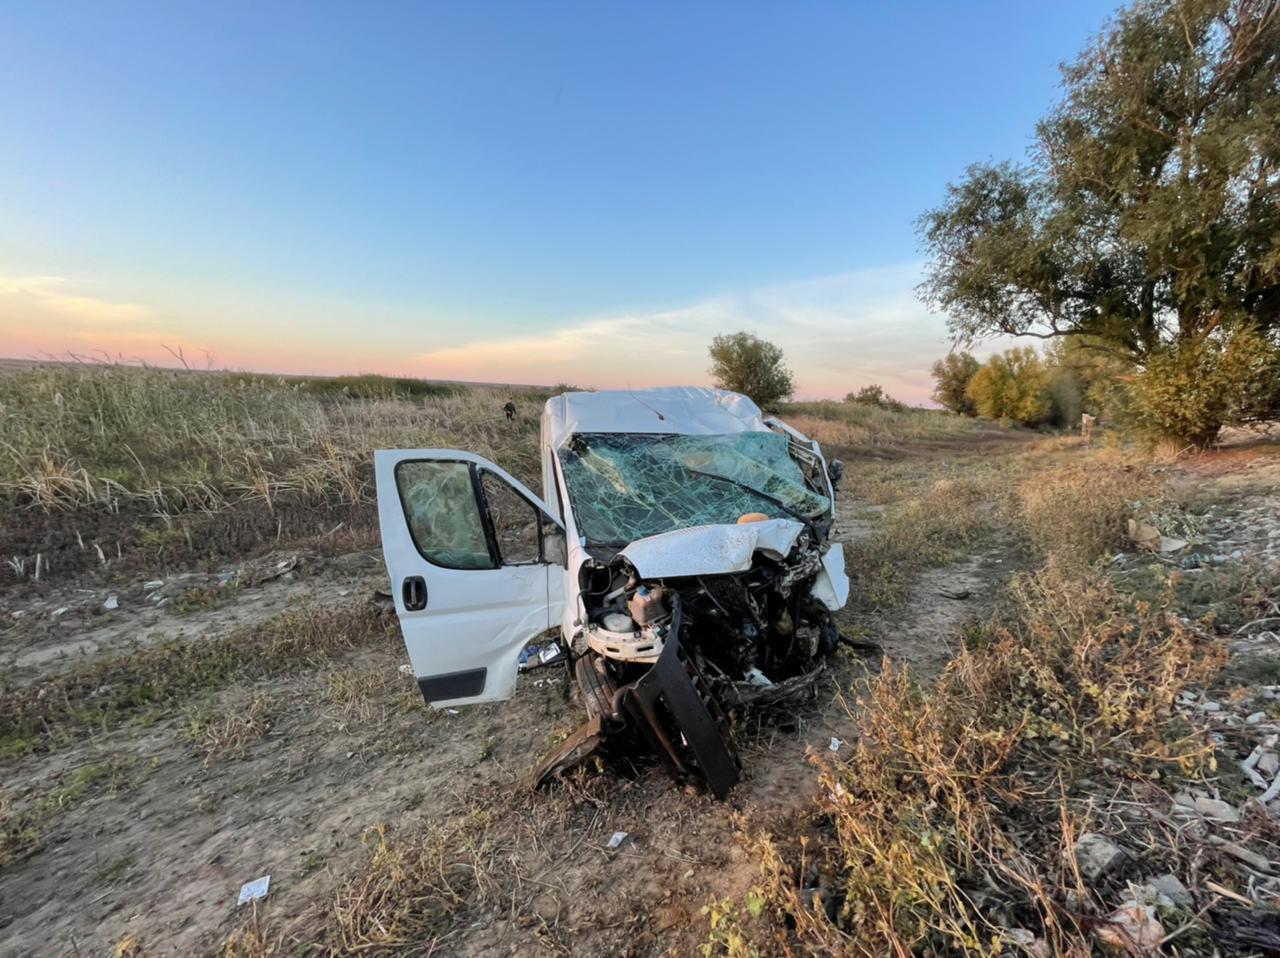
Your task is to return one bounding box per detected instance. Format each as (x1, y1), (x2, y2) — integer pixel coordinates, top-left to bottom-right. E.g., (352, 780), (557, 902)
(0, 364), (545, 578)
(781, 400), (991, 448)
(0, 364), (541, 514)
(712, 564), (1226, 956)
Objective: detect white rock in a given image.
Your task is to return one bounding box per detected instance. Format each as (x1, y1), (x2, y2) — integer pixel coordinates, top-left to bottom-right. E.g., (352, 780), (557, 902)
(1073, 832), (1127, 880)
(1192, 796), (1240, 822)
(1259, 751), (1279, 777)
(1144, 874), (1193, 908)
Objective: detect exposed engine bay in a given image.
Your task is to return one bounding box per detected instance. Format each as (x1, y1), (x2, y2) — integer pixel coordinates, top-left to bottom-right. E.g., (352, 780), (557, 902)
(533, 434), (846, 798)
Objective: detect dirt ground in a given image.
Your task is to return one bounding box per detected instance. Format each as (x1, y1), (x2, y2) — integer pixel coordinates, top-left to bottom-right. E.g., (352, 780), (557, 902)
(1, 428), (1275, 957)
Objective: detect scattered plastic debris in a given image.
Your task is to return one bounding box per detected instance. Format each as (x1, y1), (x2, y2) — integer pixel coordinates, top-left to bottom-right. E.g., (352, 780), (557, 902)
(606, 831), (628, 850)
(103, 595), (119, 611)
(398, 664), (413, 676)
(1094, 901), (1164, 953)
(519, 642), (566, 671)
(237, 875), (270, 905)
(828, 737), (844, 753)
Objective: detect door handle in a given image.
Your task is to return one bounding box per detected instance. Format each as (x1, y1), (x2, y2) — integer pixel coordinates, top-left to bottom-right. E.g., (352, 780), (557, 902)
(402, 576), (428, 611)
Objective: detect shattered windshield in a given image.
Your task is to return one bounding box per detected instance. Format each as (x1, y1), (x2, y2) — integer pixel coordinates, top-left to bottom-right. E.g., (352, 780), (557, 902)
(557, 432), (830, 545)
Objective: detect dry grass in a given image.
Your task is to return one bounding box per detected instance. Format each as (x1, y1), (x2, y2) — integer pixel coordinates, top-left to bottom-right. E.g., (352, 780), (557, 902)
(845, 475), (999, 610)
(0, 600), (398, 758)
(781, 401), (991, 448)
(1015, 462), (1156, 562)
(184, 692), (275, 762)
(324, 660), (416, 727)
(0, 364), (540, 515)
(714, 563), (1228, 956)
(0, 363), (544, 581)
(1, 760), (133, 867)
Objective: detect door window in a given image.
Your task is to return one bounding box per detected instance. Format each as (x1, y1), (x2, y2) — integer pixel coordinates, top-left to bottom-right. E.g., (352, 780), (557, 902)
(480, 470), (541, 564)
(395, 461), (493, 569)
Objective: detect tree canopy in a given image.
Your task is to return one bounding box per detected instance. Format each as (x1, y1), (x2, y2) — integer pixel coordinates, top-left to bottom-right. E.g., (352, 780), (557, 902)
(930, 352), (981, 415)
(707, 331), (795, 409)
(966, 347), (1053, 426)
(919, 0), (1280, 361)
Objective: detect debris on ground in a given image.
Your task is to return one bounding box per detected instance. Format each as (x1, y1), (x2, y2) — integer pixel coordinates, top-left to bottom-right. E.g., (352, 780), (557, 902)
(237, 875), (270, 905)
(1093, 900), (1163, 955)
(606, 831), (629, 850)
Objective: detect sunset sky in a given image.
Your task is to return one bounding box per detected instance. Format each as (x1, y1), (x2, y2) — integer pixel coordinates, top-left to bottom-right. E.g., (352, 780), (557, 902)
(1, 1), (1119, 403)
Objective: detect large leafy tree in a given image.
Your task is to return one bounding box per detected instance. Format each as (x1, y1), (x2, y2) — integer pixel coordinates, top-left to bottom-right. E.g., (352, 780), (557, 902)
(708, 331), (795, 409)
(966, 347), (1053, 426)
(919, 0), (1280, 440)
(930, 352), (981, 415)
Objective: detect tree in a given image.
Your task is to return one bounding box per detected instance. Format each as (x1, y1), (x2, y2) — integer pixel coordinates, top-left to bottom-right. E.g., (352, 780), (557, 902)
(966, 347), (1052, 426)
(930, 352), (981, 415)
(845, 384), (907, 411)
(918, 0), (1280, 442)
(708, 332), (794, 409)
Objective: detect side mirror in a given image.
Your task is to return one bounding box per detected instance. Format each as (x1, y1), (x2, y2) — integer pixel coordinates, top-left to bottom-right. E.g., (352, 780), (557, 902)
(827, 459), (845, 492)
(543, 528), (568, 568)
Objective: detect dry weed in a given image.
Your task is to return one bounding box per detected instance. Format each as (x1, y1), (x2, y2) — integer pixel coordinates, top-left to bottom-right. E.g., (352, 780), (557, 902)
(0, 601), (398, 756)
(1016, 463), (1154, 561)
(714, 563), (1226, 956)
(324, 661), (414, 726)
(185, 692), (274, 761)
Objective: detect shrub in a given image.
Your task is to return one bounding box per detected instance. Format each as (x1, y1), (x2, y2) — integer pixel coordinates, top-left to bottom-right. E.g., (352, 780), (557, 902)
(844, 385), (906, 412)
(713, 563), (1226, 956)
(1123, 327), (1280, 447)
(1015, 464), (1153, 562)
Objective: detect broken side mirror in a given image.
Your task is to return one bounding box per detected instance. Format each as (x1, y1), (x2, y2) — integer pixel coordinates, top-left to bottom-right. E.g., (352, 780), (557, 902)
(543, 526), (568, 568)
(827, 458), (845, 492)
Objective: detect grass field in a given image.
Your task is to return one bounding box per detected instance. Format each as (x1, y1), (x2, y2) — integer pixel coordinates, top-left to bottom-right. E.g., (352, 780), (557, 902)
(2, 363), (1278, 956)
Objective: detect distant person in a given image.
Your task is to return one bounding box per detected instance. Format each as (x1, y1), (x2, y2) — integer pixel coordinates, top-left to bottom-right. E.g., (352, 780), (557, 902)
(503, 400), (516, 422)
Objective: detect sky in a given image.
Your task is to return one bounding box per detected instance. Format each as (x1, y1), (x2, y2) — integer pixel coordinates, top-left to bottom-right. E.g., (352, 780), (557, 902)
(0, 1), (1121, 403)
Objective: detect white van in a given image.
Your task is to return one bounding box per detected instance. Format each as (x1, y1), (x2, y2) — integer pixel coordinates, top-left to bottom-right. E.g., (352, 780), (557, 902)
(375, 387), (847, 796)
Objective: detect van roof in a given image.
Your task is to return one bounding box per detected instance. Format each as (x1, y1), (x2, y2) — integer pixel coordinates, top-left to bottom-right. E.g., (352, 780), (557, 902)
(541, 387), (768, 449)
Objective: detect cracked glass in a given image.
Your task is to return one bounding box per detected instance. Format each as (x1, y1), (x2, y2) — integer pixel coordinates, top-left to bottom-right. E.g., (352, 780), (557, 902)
(395, 460), (494, 569)
(558, 432), (829, 546)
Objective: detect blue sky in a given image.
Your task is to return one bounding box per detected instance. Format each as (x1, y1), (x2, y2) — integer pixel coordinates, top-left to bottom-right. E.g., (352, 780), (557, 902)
(0, 1), (1119, 401)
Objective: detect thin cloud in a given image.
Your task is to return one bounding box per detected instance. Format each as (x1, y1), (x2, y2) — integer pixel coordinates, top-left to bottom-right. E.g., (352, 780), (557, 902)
(0, 275), (153, 325)
(413, 262), (989, 403)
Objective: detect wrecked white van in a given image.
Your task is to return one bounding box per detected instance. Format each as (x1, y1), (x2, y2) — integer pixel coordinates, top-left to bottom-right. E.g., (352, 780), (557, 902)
(375, 387), (848, 796)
